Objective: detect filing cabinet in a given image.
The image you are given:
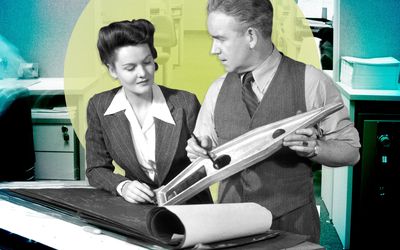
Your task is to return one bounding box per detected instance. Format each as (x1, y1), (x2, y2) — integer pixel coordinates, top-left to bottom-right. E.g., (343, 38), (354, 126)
(324, 82), (400, 249)
(350, 104), (400, 249)
(32, 118), (79, 180)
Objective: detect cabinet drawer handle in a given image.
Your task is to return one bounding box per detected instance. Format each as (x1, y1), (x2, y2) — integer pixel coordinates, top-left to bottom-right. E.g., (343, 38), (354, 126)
(61, 126), (70, 142)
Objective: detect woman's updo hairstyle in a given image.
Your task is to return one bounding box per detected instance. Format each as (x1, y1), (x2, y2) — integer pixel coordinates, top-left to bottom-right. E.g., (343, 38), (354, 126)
(97, 19), (158, 70)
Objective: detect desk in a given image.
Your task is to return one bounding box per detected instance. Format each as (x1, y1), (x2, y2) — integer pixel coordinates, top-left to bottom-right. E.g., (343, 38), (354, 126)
(334, 81), (400, 101)
(0, 182), (324, 250)
(27, 77), (64, 95)
(0, 194), (148, 250)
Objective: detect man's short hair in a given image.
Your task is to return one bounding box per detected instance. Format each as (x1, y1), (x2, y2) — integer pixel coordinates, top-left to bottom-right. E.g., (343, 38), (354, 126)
(207, 0), (273, 39)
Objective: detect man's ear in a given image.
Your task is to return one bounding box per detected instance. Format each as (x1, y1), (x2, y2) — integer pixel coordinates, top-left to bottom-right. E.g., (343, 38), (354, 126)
(107, 64), (118, 79)
(247, 27), (258, 49)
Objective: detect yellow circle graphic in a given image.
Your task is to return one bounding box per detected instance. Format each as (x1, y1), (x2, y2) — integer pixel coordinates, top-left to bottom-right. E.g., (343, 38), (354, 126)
(64, 0), (320, 147)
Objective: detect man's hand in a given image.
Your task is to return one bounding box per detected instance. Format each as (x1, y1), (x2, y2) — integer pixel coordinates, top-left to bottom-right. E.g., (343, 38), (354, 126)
(121, 180), (155, 204)
(283, 127), (319, 158)
(186, 135), (215, 162)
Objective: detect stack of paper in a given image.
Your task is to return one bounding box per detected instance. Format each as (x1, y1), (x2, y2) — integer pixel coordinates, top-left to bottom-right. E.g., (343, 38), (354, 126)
(31, 106), (76, 119)
(340, 56), (400, 90)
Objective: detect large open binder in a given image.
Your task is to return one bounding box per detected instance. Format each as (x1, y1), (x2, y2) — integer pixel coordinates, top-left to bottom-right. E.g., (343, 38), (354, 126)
(3, 188), (309, 249)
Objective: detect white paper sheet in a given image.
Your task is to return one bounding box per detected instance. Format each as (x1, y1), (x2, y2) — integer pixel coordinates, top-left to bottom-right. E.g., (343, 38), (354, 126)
(163, 203), (272, 248)
(342, 56), (400, 65)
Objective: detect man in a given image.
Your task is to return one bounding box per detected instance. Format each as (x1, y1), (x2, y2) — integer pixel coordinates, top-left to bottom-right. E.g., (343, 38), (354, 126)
(186, 0), (360, 243)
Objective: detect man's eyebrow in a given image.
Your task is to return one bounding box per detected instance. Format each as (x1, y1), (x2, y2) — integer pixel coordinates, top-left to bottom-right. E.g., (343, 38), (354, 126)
(211, 35), (223, 39)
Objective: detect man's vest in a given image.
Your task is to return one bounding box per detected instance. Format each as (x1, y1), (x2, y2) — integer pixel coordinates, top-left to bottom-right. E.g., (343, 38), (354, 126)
(214, 55), (314, 218)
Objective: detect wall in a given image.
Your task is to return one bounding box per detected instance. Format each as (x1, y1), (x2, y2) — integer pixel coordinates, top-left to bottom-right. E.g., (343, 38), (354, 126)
(340, 0), (400, 58)
(182, 0), (207, 31)
(0, 0), (88, 77)
(335, 0), (400, 80)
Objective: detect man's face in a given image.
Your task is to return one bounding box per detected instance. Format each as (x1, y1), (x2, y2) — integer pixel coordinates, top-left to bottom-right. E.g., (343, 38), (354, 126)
(207, 11), (252, 73)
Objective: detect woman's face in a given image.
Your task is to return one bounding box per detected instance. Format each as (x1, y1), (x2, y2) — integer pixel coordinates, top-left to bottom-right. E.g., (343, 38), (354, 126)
(108, 44), (155, 96)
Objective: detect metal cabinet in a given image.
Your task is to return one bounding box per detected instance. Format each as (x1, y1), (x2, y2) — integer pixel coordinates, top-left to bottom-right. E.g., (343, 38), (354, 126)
(32, 118), (79, 180)
(322, 82), (400, 249)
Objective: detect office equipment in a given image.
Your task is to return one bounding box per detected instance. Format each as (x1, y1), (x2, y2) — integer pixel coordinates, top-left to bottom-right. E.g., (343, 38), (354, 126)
(340, 56), (400, 90)
(156, 103), (343, 206)
(17, 63), (39, 79)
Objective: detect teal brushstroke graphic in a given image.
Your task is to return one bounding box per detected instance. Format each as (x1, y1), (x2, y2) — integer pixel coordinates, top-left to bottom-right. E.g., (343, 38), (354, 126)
(0, 35), (26, 79)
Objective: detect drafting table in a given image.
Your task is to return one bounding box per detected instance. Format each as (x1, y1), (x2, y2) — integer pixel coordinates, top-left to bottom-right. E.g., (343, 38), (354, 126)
(0, 181), (324, 250)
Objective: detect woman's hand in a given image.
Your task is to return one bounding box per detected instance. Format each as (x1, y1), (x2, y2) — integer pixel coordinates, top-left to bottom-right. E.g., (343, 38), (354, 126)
(121, 180), (155, 204)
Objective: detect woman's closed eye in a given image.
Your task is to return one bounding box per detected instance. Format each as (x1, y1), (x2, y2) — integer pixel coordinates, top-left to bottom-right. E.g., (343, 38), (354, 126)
(124, 64), (136, 71)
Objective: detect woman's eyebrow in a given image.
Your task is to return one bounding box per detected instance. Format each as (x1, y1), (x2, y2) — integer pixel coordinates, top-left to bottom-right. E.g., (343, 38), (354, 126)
(143, 54), (153, 60)
(122, 62), (136, 66)
(122, 54), (153, 66)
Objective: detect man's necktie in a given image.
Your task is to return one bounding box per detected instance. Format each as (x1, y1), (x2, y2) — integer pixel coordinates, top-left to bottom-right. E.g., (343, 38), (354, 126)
(241, 72), (259, 117)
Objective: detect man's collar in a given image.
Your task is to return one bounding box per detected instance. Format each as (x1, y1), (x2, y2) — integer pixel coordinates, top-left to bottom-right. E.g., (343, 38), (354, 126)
(252, 46), (281, 90)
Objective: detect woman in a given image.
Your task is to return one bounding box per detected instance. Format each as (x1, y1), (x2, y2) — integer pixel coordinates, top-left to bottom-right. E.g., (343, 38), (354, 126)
(86, 19), (211, 204)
